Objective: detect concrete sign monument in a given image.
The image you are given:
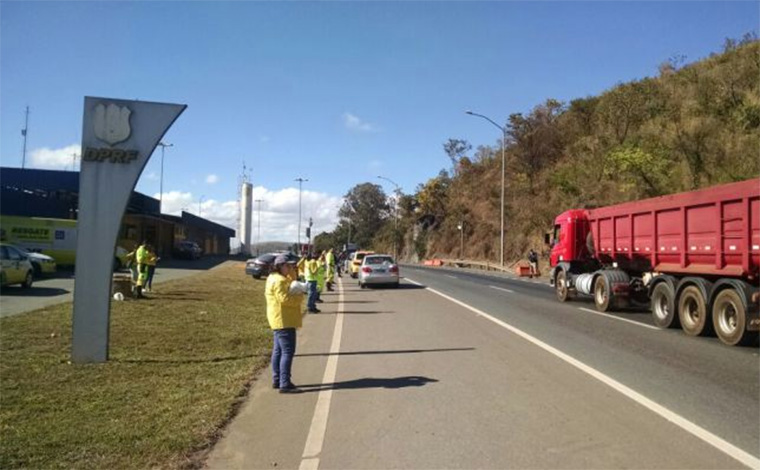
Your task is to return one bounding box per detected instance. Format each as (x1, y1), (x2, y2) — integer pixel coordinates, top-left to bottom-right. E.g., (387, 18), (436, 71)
(72, 97), (186, 363)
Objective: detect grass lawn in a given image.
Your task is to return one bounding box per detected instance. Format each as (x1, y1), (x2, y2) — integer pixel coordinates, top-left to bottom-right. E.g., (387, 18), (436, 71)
(1, 261), (273, 469)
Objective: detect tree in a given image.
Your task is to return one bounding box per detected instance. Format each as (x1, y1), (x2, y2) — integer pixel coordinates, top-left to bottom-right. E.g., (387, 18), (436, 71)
(443, 139), (471, 175)
(338, 183), (389, 249)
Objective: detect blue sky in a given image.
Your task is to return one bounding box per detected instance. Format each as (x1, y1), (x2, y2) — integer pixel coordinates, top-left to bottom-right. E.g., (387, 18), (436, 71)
(1, 1), (757, 242)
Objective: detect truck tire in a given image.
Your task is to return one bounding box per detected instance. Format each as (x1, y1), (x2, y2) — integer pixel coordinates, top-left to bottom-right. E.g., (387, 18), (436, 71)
(555, 270), (572, 302)
(678, 285), (712, 336)
(712, 289), (757, 346)
(594, 276), (611, 312)
(651, 282), (679, 329)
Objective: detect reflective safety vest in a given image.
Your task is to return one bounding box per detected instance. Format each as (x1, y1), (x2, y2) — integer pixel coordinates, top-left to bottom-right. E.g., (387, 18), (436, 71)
(305, 259), (319, 282)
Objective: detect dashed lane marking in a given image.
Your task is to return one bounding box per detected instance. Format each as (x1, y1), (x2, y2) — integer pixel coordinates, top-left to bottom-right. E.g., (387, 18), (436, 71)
(489, 285), (515, 294)
(577, 307), (659, 330)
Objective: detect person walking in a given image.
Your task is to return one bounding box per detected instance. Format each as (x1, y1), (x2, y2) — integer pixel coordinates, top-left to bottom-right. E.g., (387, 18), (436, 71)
(125, 246), (138, 284)
(304, 254), (320, 313)
(265, 254), (305, 393)
(528, 249), (539, 279)
(145, 245), (159, 292)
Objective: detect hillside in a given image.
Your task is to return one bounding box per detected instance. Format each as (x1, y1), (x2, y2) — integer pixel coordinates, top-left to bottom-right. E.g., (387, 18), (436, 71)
(318, 37), (760, 264)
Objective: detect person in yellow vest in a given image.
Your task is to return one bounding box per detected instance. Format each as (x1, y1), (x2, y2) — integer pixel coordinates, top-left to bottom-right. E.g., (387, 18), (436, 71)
(134, 241), (149, 298)
(125, 246), (138, 283)
(144, 245), (160, 292)
(297, 255), (307, 282)
(265, 254), (305, 393)
(316, 252), (326, 302)
(325, 248), (336, 291)
(304, 254), (320, 313)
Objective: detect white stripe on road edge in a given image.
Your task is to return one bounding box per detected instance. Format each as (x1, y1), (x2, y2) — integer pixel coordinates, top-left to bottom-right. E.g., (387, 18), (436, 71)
(299, 278), (345, 470)
(489, 285), (514, 294)
(445, 274), (458, 279)
(404, 277), (760, 469)
(577, 307), (660, 331)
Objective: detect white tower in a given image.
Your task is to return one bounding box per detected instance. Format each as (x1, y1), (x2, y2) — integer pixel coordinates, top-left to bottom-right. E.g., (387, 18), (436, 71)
(240, 182), (253, 256)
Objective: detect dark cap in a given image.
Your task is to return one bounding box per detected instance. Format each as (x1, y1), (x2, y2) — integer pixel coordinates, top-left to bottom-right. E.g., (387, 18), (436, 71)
(274, 253), (297, 266)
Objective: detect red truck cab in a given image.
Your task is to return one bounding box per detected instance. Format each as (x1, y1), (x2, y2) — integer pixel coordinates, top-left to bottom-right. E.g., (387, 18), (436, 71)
(549, 209), (592, 267)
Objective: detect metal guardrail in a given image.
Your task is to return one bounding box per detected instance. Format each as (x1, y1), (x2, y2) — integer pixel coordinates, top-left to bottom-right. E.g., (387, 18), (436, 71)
(435, 258), (521, 273)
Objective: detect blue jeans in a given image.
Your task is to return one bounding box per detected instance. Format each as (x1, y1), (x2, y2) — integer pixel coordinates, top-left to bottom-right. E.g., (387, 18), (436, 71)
(307, 281), (318, 310)
(272, 328), (297, 387)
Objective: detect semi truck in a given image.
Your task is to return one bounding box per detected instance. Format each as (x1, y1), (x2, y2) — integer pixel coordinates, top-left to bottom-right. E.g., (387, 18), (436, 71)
(547, 178), (759, 346)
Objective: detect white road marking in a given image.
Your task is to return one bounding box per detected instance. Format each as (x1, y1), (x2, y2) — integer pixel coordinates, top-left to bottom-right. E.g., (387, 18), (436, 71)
(403, 276), (760, 469)
(445, 274), (458, 279)
(577, 307), (660, 330)
(489, 285), (514, 294)
(299, 278), (345, 470)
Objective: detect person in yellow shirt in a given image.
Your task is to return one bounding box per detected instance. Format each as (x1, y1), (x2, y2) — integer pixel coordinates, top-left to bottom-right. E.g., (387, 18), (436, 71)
(304, 254), (320, 313)
(265, 254), (305, 393)
(144, 245), (159, 292)
(134, 241), (149, 298)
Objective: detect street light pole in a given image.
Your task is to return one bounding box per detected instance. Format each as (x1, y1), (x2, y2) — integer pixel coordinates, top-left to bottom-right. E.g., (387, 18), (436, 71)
(466, 110), (507, 268)
(254, 199), (263, 256)
(457, 220), (465, 259)
(156, 142), (173, 255)
(377, 176), (401, 260)
(295, 177), (308, 255)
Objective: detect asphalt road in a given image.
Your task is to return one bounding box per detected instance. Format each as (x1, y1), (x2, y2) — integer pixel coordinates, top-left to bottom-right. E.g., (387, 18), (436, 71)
(206, 266), (759, 469)
(0, 256), (232, 317)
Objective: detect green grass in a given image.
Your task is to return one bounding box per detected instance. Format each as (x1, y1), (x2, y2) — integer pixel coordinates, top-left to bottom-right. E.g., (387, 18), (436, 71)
(1, 262), (273, 469)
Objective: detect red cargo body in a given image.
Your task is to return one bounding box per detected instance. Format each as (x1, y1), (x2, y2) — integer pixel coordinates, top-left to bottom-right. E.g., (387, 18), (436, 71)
(585, 179), (760, 280)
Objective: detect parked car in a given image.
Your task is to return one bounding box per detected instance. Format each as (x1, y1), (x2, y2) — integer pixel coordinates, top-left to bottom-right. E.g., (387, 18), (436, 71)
(349, 250), (375, 278)
(22, 248), (57, 277)
(0, 243), (34, 288)
(174, 241), (202, 259)
(246, 252), (299, 279)
(358, 254), (399, 288)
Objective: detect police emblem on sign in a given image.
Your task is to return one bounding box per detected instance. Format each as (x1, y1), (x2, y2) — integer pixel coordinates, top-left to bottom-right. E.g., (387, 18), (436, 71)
(93, 103), (131, 146)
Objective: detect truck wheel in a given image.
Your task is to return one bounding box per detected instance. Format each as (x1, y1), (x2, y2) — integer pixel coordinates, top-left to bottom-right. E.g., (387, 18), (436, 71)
(594, 276), (612, 312)
(712, 289), (757, 346)
(651, 283), (679, 328)
(555, 270), (572, 302)
(678, 286), (712, 336)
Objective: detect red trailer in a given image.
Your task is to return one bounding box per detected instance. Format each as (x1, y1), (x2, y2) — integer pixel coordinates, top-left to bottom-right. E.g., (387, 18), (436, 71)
(548, 178), (760, 346)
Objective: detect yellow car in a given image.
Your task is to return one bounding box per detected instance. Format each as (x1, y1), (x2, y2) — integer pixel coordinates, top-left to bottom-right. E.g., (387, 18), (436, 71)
(349, 251), (375, 278)
(0, 243), (35, 288)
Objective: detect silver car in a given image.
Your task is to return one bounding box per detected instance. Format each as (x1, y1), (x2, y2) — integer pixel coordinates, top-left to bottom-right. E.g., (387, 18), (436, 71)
(358, 254), (400, 288)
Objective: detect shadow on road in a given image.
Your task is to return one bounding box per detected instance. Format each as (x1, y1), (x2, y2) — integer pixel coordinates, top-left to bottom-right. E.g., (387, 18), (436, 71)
(0, 286), (70, 297)
(296, 347), (475, 358)
(397, 282), (426, 289)
(299, 376), (438, 392)
(329, 300), (377, 304)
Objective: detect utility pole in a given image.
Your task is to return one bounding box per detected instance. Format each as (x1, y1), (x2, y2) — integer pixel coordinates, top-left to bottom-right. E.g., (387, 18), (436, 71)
(254, 199), (263, 256)
(156, 142), (173, 255)
(21, 106), (29, 169)
(70, 151), (79, 172)
(295, 177), (308, 255)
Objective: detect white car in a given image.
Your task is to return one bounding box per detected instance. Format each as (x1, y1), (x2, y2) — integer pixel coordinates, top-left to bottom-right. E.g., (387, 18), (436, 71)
(358, 254), (400, 288)
(1, 243), (34, 288)
(22, 249), (57, 277)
